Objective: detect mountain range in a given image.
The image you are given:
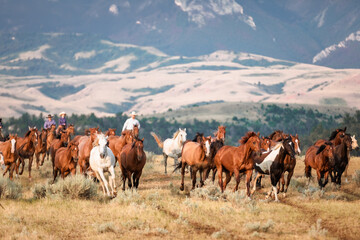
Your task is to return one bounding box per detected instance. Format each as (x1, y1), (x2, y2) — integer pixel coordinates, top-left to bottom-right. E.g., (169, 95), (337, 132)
(1, 0), (360, 68)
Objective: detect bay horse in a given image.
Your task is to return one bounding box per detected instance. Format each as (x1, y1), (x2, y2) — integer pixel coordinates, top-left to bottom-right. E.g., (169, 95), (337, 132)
(16, 127), (38, 179)
(330, 134), (352, 186)
(90, 133), (116, 197)
(314, 127), (347, 147)
(35, 128), (47, 168)
(176, 136), (211, 190)
(278, 134), (301, 194)
(108, 131), (134, 167)
(0, 134), (18, 180)
(251, 136), (296, 202)
(204, 139), (225, 182)
(305, 142), (335, 189)
(120, 137), (146, 190)
(53, 141), (79, 183)
(151, 128), (187, 174)
(214, 131), (261, 196)
(105, 128), (116, 137)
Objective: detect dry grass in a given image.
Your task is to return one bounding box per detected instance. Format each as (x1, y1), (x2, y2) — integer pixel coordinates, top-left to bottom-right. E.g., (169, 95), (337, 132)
(0, 154), (359, 239)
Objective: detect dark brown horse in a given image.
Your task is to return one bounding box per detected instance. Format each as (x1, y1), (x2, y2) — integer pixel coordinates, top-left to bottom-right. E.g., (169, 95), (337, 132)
(0, 134), (18, 180)
(305, 142), (335, 189)
(251, 136), (296, 201)
(53, 141), (79, 182)
(176, 136), (211, 190)
(314, 127), (347, 147)
(204, 139), (224, 182)
(35, 128), (47, 168)
(105, 128), (116, 137)
(214, 132), (261, 196)
(16, 127), (38, 179)
(108, 131), (134, 167)
(330, 134), (352, 186)
(120, 137), (146, 190)
(278, 134), (301, 194)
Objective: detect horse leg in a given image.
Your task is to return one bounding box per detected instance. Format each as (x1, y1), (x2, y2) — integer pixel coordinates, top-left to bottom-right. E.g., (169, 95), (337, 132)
(212, 168), (217, 183)
(35, 152), (40, 169)
(95, 171), (106, 195)
(40, 152), (46, 166)
(133, 170), (142, 189)
(251, 171), (260, 195)
(256, 174), (263, 189)
(18, 156), (25, 176)
(279, 172), (285, 193)
(28, 156), (33, 180)
(98, 169), (110, 196)
(245, 170), (253, 197)
(233, 169), (240, 192)
(109, 166), (117, 196)
(53, 167), (58, 183)
(9, 162), (16, 181)
(316, 170), (323, 189)
(3, 164), (10, 177)
(284, 170), (294, 193)
(217, 165), (224, 193)
(191, 168), (197, 190)
(223, 170), (231, 190)
(323, 171), (329, 188)
(127, 172), (132, 189)
(180, 162), (186, 191)
(305, 165), (312, 186)
(163, 153), (168, 174)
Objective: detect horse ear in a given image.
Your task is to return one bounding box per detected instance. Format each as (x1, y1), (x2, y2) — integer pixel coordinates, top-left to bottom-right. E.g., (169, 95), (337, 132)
(184, 128), (186, 132)
(28, 126), (31, 130)
(142, 137), (144, 141)
(257, 132), (260, 137)
(344, 127), (347, 132)
(296, 133), (298, 138)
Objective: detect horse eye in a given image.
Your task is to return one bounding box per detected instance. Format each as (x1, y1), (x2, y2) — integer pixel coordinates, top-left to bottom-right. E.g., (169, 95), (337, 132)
(253, 141), (256, 145)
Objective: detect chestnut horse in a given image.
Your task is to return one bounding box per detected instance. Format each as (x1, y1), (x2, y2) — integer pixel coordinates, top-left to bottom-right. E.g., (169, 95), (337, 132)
(46, 124), (57, 154)
(151, 128), (187, 174)
(108, 131), (134, 167)
(53, 141), (79, 182)
(77, 130), (98, 174)
(268, 130), (289, 142)
(35, 128), (47, 168)
(251, 136), (296, 202)
(49, 131), (69, 166)
(213, 126), (226, 142)
(176, 136), (211, 190)
(330, 134), (352, 186)
(105, 128), (116, 137)
(314, 127), (347, 147)
(214, 131), (261, 196)
(278, 134), (301, 194)
(305, 142), (335, 189)
(16, 127), (38, 179)
(120, 137), (146, 190)
(0, 134), (18, 180)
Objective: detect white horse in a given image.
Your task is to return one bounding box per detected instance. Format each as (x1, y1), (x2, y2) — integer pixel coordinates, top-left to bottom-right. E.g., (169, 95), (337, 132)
(151, 128), (187, 174)
(89, 133), (116, 197)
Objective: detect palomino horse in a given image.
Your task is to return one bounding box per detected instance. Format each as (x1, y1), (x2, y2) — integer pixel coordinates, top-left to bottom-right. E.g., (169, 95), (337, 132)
(330, 134), (352, 186)
(278, 134), (301, 194)
(105, 128), (116, 137)
(35, 128), (47, 168)
(0, 134), (17, 180)
(251, 136), (296, 202)
(53, 141), (79, 182)
(108, 131), (134, 167)
(214, 131), (261, 196)
(16, 127), (38, 179)
(90, 133), (116, 197)
(177, 136), (211, 190)
(120, 137), (146, 190)
(151, 128), (187, 174)
(305, 142), (335, 189)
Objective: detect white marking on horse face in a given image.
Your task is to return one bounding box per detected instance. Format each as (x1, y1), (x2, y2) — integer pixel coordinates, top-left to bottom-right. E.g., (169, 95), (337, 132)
(0, 153), (4, 170)
(205, 140), (210, 157)
(11, 138), (16, 153)
(351, 135), (358, 149)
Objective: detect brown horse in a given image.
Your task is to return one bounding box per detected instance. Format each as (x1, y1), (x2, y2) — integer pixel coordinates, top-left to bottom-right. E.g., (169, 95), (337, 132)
(204, 139), (225, 182)
(314, 127), (347, 147)
(330, 134), (352, 186)
(176, 136), (211, 190)
(120, 137), (146, 190)
(305, 142), (335, 189)
(268, 130), (289, 142)
(108, 131), (134, 167)
(73, 127), (99, 145)
(278, 134), (301, 194)
(214, 132), (261, 196)
(65, 124), (75, 142)
(16, 127), (38, 179)
(77, 130), (98, 174)
(105, 128), (116, 137)
(35, 128), (47, 168)
(0, 134), (18, 180)
(213, 125), (226, 142)
(53, 141), (79, 182)
(46, 124), (57, 153)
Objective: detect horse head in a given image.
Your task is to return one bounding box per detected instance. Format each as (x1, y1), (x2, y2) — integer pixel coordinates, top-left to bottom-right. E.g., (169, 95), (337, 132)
(97, 133), (108, 159)
(291, 134), (301, 155)
(9, 134), (17, 154)
(177, 128), (187, 144)
(240, 131), (261, 155)
(342, 134), (353, 151)
(317, 142), (335, 166)
(60, 131), (69, 147)
(66, 124), (75, 136)
(69, 141), (79, 162)
(216, 125), (226, 141)
(260, 136), (271, 153)
(133, 125), (139, 138)
(282, 136), (296, 160)
(202, 136), (211, 157)
(132, 137), (145, 161)
(106, 128), (116, 137)
(351, 135), (359, 150)
(329, 127), (347, 145)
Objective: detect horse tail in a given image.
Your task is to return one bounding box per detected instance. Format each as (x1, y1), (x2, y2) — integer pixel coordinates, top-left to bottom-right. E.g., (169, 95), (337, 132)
(150, 132), (163, 149)
(173, 161), (182, 173)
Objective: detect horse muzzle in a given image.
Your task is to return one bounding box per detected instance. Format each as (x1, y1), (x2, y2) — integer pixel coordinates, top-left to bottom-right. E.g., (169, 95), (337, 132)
(100, 153), (106, 159)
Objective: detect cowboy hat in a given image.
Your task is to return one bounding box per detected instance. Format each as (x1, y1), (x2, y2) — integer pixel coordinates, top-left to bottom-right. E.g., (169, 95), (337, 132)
(47, 114), (53, 118)
(130, 111), (137, 116)
(59, 111), (66, 116)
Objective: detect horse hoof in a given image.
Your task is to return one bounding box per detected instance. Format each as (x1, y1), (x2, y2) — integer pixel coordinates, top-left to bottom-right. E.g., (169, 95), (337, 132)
(180, 185), (184, 191)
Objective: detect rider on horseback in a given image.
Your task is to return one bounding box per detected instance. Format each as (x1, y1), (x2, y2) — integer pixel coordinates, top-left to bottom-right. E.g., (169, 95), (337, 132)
(122, 111), (140, 133)
(44, 114), (56, 130)
(56, 112), (67, 135)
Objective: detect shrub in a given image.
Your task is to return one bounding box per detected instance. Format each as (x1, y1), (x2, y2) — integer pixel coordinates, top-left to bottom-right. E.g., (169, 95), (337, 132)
(47, 175), (98, 200)
(245, 219), (274, 233)
(353, 170), (360, 186)
(94, 222), (118, 233)
(0, 176), (22, 199)
(32, 184), (46, 199)
(211, 229), (231, 239)
(112, 189), (142, 204)
(308, 219), (328, 238)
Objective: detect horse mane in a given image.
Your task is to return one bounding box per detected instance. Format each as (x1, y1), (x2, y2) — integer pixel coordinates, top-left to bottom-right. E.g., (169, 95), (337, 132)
(268, 130), (282, 140)
(24, 130), (32, 137)
(329, 127), (346, 141)
(192, 132), (203, 142)
(239, 131), (258, 145)
(173, 130), (180, 139)
(316, 145), (326, 155)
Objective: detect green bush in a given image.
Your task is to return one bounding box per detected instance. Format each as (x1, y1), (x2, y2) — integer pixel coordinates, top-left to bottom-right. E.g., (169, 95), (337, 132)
(0, 177), (22, 199)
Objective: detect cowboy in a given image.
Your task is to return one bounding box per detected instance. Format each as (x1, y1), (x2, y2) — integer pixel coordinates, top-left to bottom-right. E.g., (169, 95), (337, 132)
(122, 111), (141, 132)
(56, 111), (67, 135)
(44, 114), (56, 130)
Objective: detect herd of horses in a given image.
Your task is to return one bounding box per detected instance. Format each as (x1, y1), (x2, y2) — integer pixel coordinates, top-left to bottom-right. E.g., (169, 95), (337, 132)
(0, 124), (358, 201)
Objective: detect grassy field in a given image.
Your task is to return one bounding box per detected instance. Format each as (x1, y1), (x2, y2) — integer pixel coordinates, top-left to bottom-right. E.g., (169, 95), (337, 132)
(0, 154), (360, 240)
